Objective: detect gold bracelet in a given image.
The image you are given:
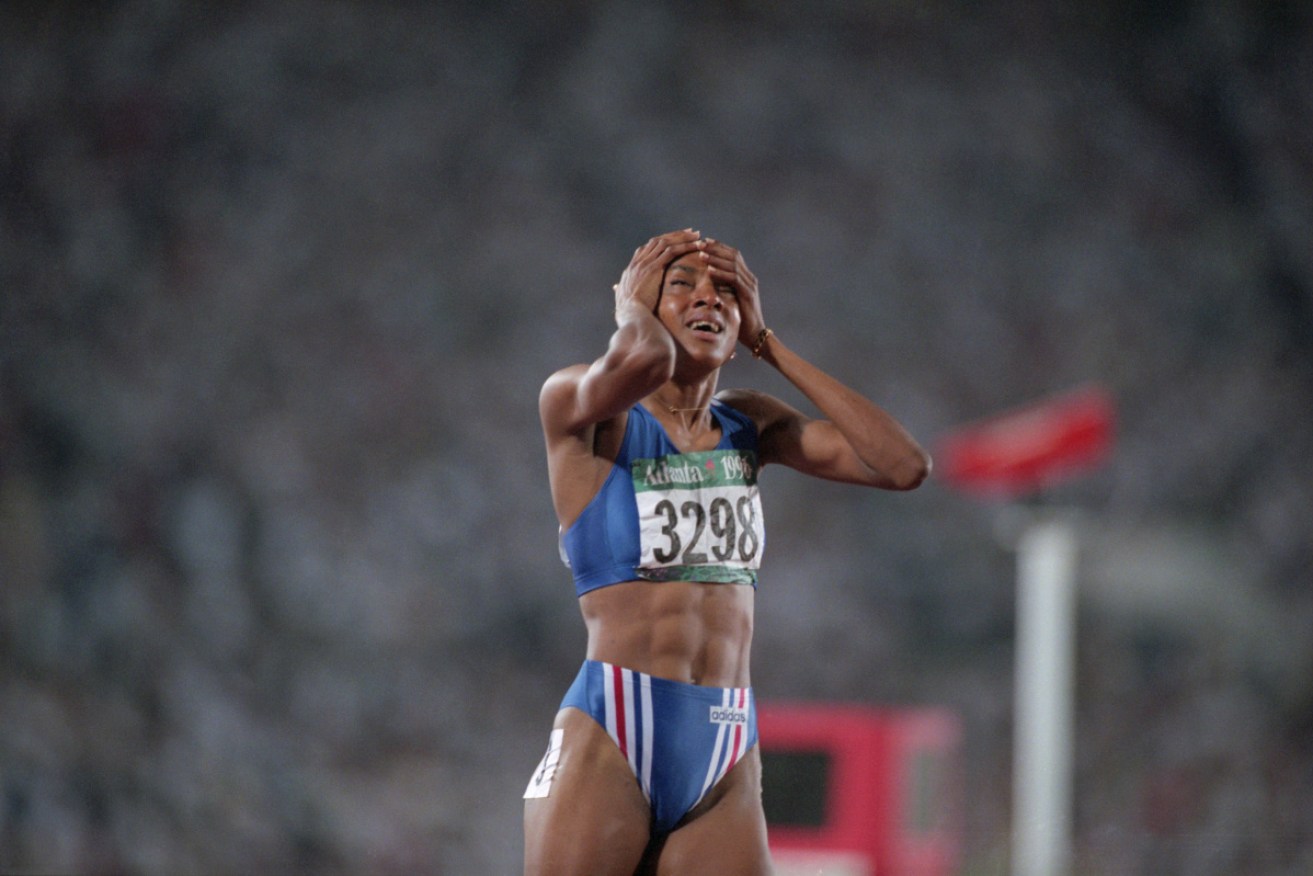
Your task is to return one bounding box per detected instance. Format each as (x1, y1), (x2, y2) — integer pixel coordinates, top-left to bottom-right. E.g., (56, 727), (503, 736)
(750, 327), (774, 358)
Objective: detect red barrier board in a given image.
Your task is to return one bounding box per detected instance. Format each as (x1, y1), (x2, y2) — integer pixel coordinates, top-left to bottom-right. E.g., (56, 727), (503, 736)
(760, 704), (962, 876)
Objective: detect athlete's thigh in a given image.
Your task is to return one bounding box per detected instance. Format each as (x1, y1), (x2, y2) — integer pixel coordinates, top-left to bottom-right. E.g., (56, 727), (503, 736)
(655, 746), (772, 876)
(524, 707), (652, 876)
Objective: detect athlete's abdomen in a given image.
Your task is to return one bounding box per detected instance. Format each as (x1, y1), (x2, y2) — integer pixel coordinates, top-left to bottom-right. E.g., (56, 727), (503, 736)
(580, 579), (754, 688)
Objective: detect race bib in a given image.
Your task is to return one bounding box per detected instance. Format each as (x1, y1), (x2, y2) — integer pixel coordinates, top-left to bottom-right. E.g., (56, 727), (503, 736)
(523, 728), (563, 799)
(630, 449), (764, 583)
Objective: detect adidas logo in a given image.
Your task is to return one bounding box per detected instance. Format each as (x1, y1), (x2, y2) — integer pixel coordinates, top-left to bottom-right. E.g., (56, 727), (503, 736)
(709, 705), (748, 726)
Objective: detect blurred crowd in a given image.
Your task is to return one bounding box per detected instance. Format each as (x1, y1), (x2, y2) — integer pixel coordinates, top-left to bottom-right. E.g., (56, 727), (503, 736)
(2, 1), (1312, 873)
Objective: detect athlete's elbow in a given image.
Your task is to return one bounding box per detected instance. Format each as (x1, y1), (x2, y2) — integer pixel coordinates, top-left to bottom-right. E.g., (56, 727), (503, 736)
(887, 449), (932, 491)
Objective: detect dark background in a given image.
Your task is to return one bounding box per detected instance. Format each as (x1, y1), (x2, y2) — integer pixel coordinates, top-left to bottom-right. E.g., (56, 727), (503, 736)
(2, 1), (1311, 873)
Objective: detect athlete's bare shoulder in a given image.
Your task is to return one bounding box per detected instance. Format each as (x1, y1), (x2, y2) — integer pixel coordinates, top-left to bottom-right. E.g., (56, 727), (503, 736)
(539, 363), (592, 436)
(541, 363), (590, 397)
(716, 388), (798, 430)
(716, 387), (812, 470)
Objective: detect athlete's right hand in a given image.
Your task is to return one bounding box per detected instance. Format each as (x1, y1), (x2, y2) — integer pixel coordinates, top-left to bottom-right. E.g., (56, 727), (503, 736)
(613, 229), (705, 324)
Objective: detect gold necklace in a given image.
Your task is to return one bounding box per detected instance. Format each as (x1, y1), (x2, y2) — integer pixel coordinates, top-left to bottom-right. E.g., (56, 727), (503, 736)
(661, 399), (712, 432)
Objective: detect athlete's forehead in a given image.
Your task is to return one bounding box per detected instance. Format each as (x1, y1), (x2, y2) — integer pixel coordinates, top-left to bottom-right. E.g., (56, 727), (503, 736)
(666, 254), (705, 277)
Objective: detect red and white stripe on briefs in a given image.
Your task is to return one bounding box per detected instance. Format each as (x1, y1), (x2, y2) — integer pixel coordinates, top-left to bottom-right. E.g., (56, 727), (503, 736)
(600, 662), (751, 804)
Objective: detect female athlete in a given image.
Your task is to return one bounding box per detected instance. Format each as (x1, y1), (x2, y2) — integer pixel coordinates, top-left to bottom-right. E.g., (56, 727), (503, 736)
(524, 229), (930, 875)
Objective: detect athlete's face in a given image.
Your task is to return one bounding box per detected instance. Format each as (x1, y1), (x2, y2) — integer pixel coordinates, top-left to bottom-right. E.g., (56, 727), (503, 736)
(657, 253), (741, 366)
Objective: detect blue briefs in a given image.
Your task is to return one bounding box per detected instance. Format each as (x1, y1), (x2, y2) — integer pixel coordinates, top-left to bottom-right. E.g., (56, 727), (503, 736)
(560, 660), (758, 834)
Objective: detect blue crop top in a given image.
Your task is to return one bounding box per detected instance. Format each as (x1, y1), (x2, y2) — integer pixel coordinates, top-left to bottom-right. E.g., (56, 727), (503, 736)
(560, 402), (766, 596)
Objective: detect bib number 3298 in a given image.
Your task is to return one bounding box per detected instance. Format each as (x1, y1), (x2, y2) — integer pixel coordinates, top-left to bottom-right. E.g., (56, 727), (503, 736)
(650, 495), (759, 565)
(632, 450), (764, 582)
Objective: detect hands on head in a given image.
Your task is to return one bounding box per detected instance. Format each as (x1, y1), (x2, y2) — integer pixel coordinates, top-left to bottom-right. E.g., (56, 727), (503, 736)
(614, 230), (767, 358)
(613, 229), (704, 319)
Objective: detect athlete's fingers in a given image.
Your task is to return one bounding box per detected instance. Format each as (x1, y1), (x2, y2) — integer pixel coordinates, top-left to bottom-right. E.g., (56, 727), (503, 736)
(645, 230), (703, 265)
(615, 230), (705, 316)
(642, 228), (700, 254)
(700, 238), (741, 264)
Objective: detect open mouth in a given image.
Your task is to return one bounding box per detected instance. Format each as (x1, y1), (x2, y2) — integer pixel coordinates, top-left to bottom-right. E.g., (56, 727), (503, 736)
(687, 319), (724, 335)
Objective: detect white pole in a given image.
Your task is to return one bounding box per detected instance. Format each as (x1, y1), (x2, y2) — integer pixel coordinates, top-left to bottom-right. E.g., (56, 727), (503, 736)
(1012, 518), (1077, 876)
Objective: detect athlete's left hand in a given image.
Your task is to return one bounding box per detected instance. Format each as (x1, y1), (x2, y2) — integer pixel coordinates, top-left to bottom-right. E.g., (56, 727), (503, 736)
(702, 239), (766, 350)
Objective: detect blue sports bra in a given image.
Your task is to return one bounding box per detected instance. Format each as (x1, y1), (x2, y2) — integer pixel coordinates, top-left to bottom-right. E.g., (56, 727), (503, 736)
(559, 402), (766, 596)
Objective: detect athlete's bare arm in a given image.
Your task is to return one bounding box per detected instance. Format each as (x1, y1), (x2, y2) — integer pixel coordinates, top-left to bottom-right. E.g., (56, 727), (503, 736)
(539, 230), (708, 524)
(700, 238), (931, 490)
(720, 366), (930, 490)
